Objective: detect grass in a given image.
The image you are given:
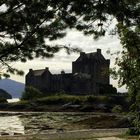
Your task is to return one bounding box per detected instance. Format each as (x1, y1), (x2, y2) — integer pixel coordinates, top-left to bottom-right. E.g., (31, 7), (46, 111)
(2, 94), (129, 112)
(28, 94), (129, 112)
(32, 94), (128, 106)
(35, 94), (87, 105)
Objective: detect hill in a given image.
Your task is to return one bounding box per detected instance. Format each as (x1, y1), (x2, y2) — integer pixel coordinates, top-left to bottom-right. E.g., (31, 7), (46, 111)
(0, 79), (25, 98)
(0, 89), (12, 99)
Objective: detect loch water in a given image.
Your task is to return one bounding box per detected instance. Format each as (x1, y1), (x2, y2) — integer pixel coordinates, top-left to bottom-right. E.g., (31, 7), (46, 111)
(0, 111), (98, 136)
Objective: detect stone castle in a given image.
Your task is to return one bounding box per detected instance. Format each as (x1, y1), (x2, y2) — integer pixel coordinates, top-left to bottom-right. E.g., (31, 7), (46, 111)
(26, 49), (116, 95)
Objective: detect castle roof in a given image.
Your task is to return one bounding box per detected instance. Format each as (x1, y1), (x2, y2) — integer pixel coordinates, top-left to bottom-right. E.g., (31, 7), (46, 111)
(29, 67), (50, 76)
(85, 52), (97, 58)
(32, 69), (46, 76)
(75, 49), (105, 62)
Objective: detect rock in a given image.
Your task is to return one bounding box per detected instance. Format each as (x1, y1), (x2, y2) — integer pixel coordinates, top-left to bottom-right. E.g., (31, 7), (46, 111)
(1, 132), (9, 135)
(56, 128), (64, 132)
(40, 125), (53, 130)
(62, 102), (72, 107)
(14, 132), (23, 135)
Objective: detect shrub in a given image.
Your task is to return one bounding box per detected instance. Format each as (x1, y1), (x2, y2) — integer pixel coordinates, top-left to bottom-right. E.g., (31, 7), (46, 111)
(98, 96), (109, 103)
(0, 98), (7, 103)
(21, 86), (44, 100)
(112, 105), (123, 113)
(99, 84), (117, 95)
(86, 95), (96, 103)
(35, 94), (86, 105)
(126, 128), (140, 135)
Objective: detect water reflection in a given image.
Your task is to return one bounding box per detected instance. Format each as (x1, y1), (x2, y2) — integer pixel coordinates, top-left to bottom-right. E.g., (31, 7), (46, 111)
(0, 115), (24, 135)
(0, 112), (94, 135)
(7, 98), (20, 103)
(0, 112), (124, 136)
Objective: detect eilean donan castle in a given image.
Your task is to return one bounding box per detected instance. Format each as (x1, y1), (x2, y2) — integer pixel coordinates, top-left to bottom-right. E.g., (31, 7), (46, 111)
(26, 49), (116, 95)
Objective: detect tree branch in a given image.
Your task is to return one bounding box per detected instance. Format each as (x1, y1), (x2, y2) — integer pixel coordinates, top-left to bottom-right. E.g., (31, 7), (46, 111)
(0, 3), (24, 18)
(0, 7), (60, 60)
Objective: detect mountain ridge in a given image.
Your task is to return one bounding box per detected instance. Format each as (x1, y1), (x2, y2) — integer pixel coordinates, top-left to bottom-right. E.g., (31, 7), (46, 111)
(0, 79), (25, 98)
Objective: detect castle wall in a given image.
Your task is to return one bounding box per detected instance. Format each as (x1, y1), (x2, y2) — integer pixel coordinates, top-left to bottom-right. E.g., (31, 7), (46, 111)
(71, 76), (92, 94)
(94, 60), (110, 85)
(26, 49), (113, 95)
(26, 69), (52, 92)
(26, 75), (42, 89)
(51, 74), (73, 93)
(40, 71), (52, 92)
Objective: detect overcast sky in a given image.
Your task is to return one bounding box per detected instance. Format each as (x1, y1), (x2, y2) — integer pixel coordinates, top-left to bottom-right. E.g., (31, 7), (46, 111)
(9, 29), (127, 92)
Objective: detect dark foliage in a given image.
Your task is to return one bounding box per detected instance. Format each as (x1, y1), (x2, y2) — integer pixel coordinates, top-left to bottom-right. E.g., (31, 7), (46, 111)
(21, 86), (44, 100)
(0, 98), (7, 103)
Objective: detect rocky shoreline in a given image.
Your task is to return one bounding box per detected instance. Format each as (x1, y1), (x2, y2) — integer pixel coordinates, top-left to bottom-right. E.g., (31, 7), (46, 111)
(0, 128), (129, 140)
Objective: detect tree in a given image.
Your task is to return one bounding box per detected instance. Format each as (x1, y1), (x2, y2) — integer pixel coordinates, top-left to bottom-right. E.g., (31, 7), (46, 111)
(0, 0), (80, 77)
(116, 24), (140, 134)
(0, 0), (140, 134)
(21, 86), (43, 100)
